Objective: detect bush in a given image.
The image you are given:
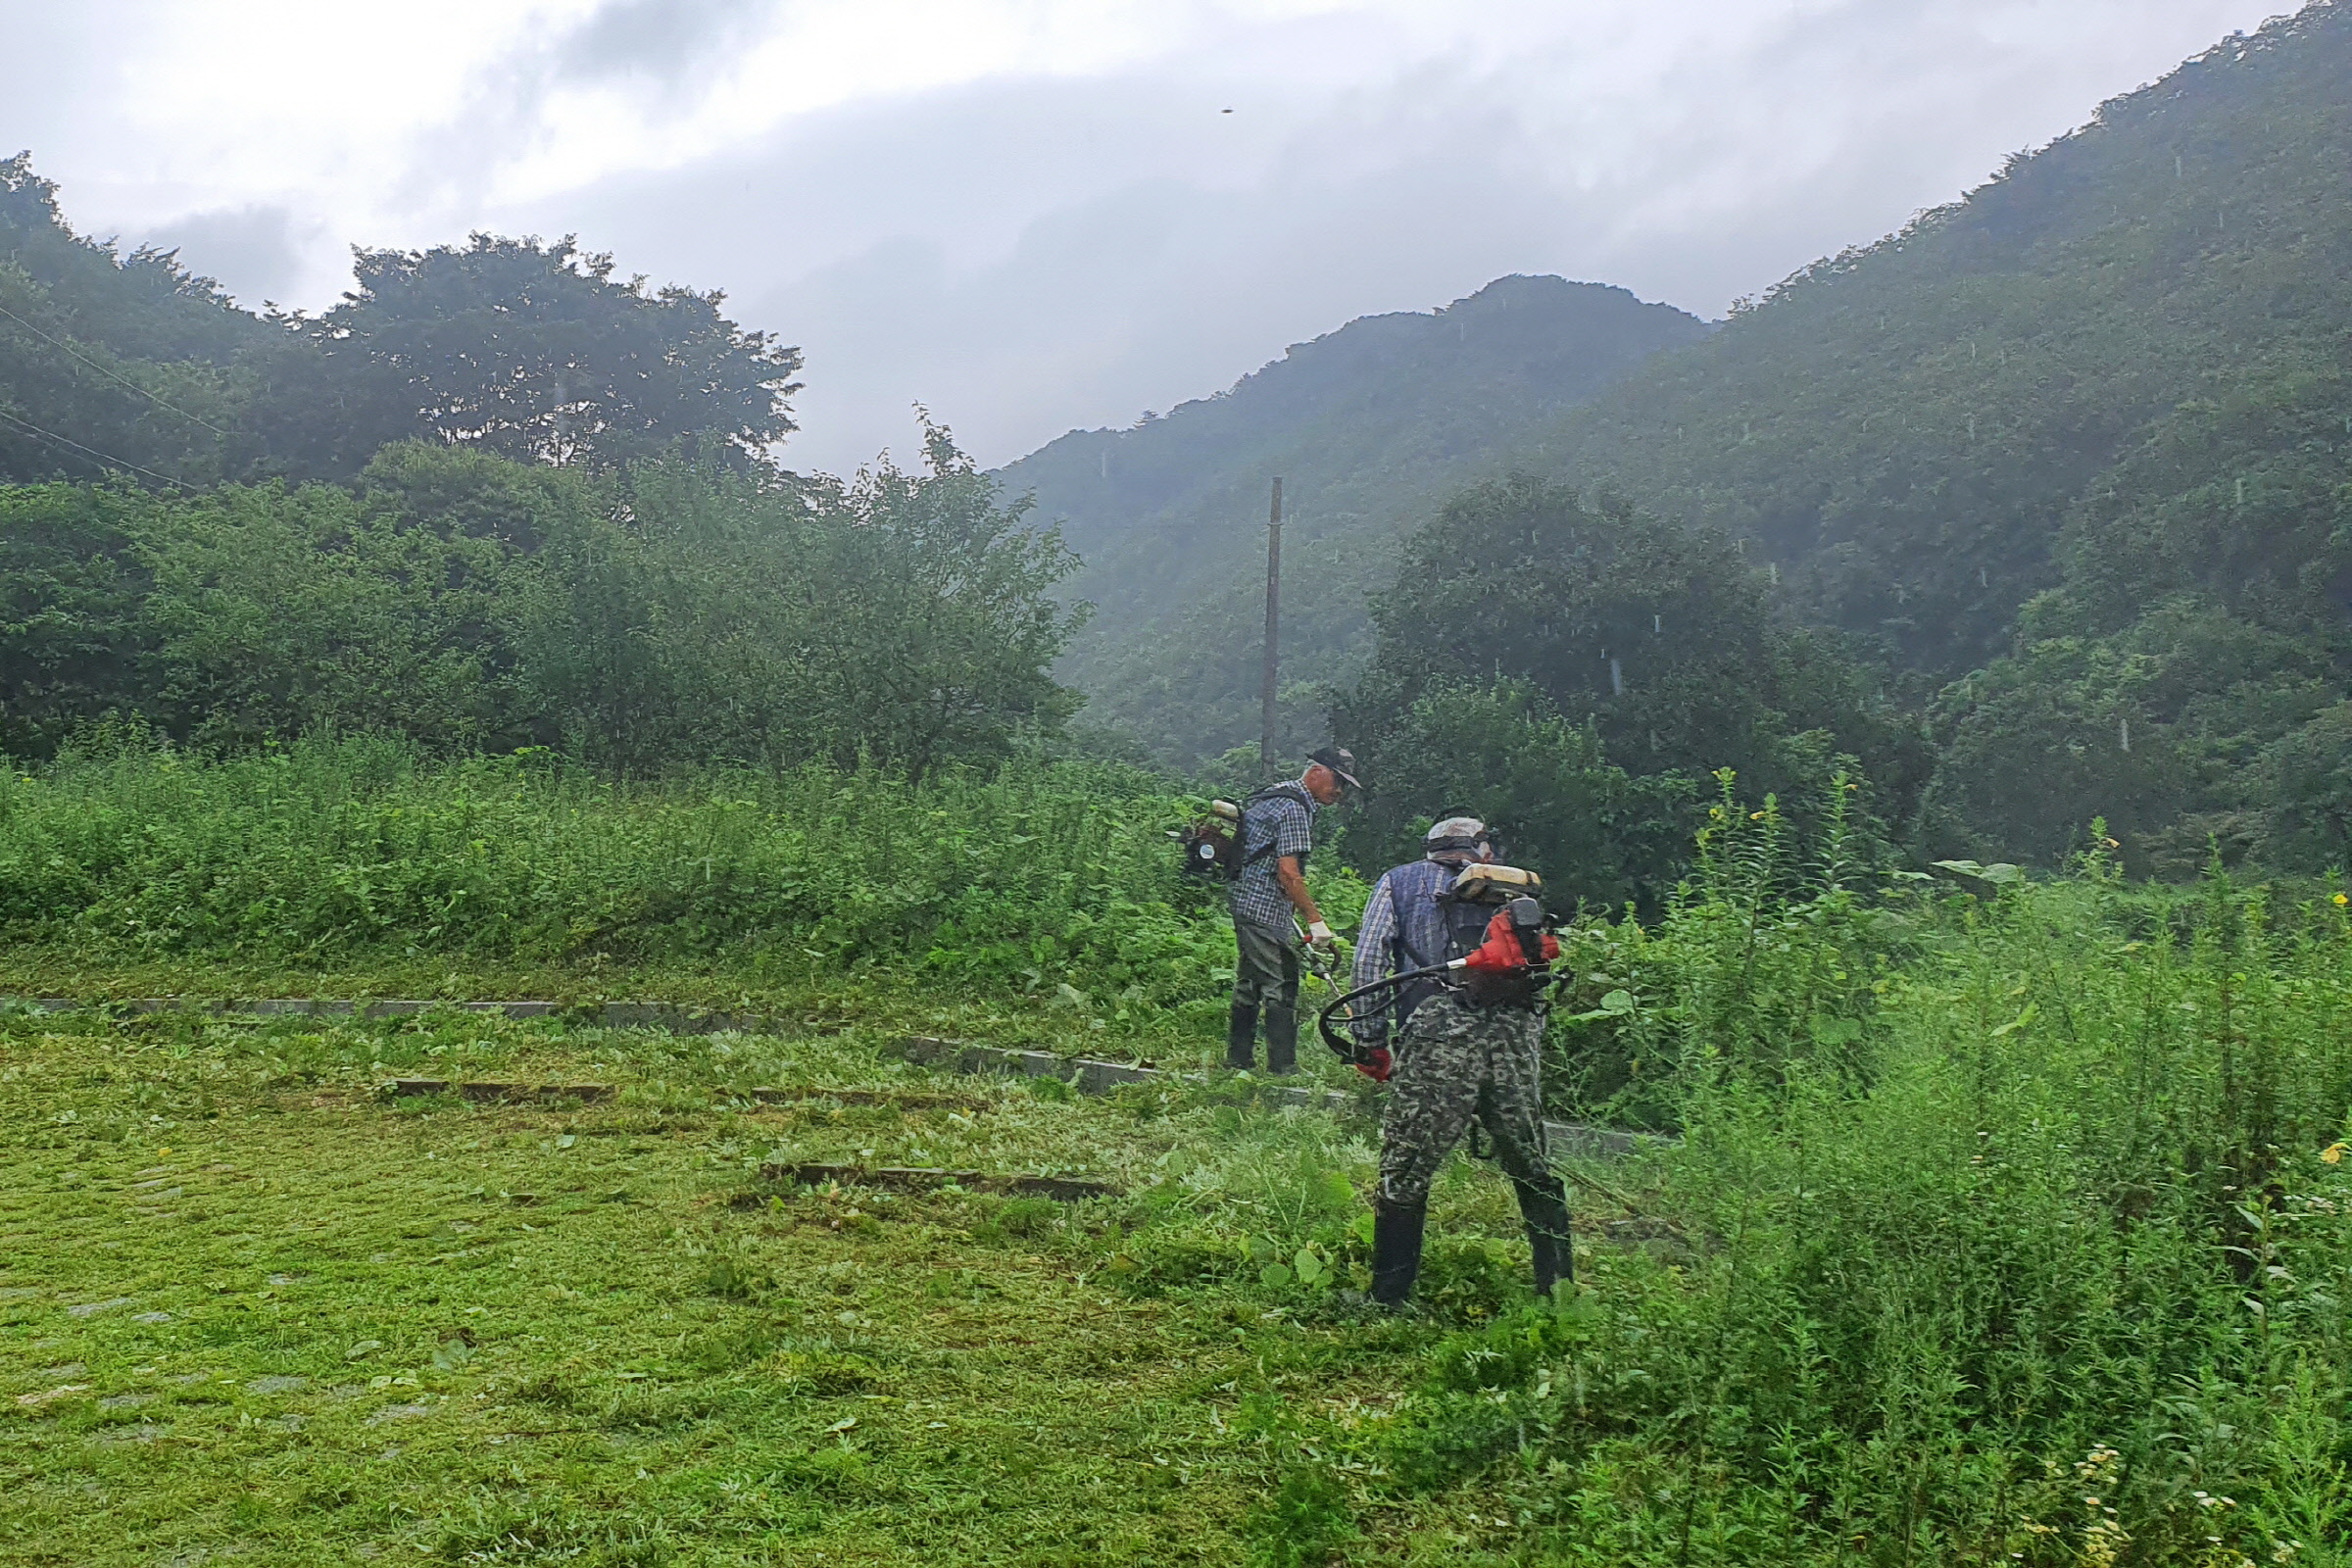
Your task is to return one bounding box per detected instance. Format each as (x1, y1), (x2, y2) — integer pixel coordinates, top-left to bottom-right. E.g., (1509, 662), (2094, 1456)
(1291, 858), (2352, 1562)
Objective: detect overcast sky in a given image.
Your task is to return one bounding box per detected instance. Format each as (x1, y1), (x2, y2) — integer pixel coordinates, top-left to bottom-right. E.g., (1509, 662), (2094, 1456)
(0, 0), (2297, 473)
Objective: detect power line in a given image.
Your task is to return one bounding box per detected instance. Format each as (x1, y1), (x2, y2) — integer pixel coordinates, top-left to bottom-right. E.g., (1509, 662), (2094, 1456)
(0, 298), (235, 437)
(0, 405), (191, 490)
(0, 409), (122, 481)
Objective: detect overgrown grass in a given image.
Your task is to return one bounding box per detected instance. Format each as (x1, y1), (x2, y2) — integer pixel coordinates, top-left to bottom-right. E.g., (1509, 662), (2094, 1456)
(0, 735), (1380, 1065)
(16, 742), (2352, 1564)
(1264, 852), (2352, 1566)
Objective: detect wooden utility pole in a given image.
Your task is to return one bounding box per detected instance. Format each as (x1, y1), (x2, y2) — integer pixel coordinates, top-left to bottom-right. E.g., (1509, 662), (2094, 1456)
(1258, 477), (1283, 774)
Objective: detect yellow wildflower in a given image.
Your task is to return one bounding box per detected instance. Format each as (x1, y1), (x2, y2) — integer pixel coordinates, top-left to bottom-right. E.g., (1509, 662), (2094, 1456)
(2334, 893), (2348, 907)
(2323, 1143), (2345, 1165)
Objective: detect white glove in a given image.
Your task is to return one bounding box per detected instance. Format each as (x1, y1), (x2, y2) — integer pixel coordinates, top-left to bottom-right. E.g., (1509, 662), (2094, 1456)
(1306, 919), (1336, 950)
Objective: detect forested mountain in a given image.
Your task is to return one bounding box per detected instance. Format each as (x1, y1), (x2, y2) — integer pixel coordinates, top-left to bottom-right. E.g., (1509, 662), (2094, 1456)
(1517, 0), (2352, 868)
(1011, 2), (2352, 875)
(996, 276), (1709, 761)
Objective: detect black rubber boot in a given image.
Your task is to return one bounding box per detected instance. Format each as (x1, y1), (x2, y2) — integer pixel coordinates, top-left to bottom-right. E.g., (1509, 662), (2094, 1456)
(1262, 1004), (1298, 1076)
(1369, 1198), (1428, 1308)
(1225, 1003), (1258, 1070)
(1513, 1176), (1575, 1299)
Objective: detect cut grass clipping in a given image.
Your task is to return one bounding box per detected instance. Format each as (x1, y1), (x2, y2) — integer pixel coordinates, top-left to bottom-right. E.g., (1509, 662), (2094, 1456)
(1, 1004), (1566, 1566)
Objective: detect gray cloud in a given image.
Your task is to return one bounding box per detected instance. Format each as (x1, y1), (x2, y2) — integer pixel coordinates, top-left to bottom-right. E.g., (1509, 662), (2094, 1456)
(551, 0), (777, 91)
(0, 0), (2302, 475)
(0, 0), (137, 220)
(387, 0), (781, 222)
(510, 2), (2292, 473)
(144, 204), (312, 305)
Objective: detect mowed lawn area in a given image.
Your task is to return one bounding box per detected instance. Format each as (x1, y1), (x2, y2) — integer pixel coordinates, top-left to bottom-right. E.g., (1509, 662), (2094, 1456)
(1, 1004), (1545, 1566)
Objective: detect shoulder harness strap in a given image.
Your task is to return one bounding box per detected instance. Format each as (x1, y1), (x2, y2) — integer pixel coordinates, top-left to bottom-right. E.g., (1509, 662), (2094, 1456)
(1238, 782), (1313, 866)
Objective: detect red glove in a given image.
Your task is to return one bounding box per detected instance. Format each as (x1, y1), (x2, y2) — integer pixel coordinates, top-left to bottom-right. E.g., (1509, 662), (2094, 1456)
(1355, 1047), (1394, 1082)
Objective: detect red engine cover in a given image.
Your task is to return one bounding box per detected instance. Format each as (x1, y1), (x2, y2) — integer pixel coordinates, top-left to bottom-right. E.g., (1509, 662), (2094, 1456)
(1458, 906), (1559, 971)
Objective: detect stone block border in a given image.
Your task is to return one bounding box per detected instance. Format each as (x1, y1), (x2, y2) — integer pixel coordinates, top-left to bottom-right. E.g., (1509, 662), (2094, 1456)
(13, 996), (781, 1032)
(387, 1079), (615, 1103)
(11, 997), (1667, 1161)
(757, 1163), (1119, 1201)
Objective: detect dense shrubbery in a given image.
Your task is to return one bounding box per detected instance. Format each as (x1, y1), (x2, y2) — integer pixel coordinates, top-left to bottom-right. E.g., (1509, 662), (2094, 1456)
(0, 736), (1229, 1007)
(1256, 826), (2352, 1565)
(0, 432), (1084, 773)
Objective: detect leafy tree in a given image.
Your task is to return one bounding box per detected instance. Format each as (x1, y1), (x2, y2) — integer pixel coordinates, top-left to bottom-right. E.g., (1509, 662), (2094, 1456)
(255, 234), (802, 478)
(512, 466), (717, 773)
(512, 430), (1085, 776)
(791, 425), (1088, 779)
(0, 155), (258, 367)
(134, 473), (531, 751)
(1921, 629), (2199, 866)
(0, 481), (152, 754)
(2257, 700), (2352, 868)
(1333, 475), (1925, 842)
(1340, 677), (1690, 909)
(0, 154), (258, 486)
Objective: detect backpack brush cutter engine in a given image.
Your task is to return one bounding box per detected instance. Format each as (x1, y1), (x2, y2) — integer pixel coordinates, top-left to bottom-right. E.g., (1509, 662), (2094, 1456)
(1171, 798), (1243, 878)
(1315, 864), (1563, 1078)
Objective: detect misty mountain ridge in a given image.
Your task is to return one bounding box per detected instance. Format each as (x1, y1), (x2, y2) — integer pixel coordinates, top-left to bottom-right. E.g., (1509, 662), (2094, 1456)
(1527, 1), (2352, 678)
(997, 274), (1709, 760)
(1516, 0), (2352, 866)
(1011, 0), (2352, 874)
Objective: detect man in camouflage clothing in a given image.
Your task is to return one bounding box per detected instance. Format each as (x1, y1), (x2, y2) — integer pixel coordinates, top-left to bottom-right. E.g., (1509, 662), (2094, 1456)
(1354, 821), (1574, 1307)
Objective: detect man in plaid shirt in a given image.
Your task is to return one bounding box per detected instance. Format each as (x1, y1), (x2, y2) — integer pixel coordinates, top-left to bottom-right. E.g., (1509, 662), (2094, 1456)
(1348, 815), (1496, 1077)
(1226, 746), (1357, 1073)
(1349, 815), (1576, 1307)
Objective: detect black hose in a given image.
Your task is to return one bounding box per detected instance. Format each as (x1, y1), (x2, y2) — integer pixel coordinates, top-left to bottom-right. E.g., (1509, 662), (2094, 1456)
(1314, 961), (1575, 1060)
(1313, 963), (1454, 1060)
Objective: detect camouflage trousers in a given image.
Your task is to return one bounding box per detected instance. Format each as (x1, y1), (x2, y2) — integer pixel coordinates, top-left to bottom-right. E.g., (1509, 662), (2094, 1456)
(1378, 992), (1552, 1205)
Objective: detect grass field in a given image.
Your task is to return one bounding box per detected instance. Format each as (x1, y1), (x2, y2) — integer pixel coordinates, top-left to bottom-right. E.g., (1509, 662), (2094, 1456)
(15, 744), (2352, 1564)
(0, 1002), (1571, 1567)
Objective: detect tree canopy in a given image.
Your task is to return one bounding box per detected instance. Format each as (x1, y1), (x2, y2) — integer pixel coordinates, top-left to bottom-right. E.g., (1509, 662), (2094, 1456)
(0, 153), (259, 488)
(255, 235), (803, 479)
(0, 434), (1083, 776)
(1, 165), (804, 491)
(1332, 475), (1921, 900)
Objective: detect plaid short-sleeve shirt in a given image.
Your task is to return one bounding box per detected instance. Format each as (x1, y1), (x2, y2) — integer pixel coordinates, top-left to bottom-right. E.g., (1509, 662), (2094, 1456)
(1228, 784), (1318, 932)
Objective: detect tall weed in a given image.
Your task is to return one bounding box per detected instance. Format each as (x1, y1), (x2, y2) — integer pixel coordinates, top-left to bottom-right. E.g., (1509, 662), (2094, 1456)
(0, 734), (1246, 1006)
(1317, 848), (2352, 1563)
